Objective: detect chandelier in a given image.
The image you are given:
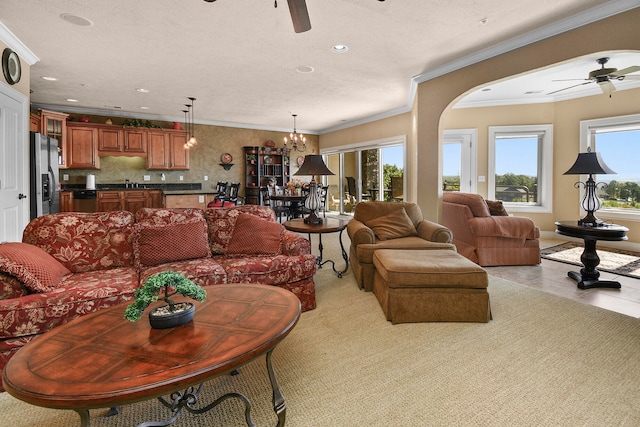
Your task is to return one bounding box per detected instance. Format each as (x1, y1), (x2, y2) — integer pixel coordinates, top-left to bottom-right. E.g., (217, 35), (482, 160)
(284, 114), (306, 152)
(183, 97), (197, 149)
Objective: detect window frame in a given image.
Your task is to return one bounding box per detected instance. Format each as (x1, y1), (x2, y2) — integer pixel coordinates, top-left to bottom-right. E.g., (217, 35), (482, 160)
(488, 124), (553, 213)
(580, 114), (640, 222)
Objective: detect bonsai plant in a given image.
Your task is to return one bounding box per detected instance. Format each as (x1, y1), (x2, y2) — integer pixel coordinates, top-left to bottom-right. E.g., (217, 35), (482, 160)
(124, 271), (207, 329)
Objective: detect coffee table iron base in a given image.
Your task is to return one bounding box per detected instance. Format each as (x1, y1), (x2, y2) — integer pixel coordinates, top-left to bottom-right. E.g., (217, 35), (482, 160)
(74, 350), (286, 427)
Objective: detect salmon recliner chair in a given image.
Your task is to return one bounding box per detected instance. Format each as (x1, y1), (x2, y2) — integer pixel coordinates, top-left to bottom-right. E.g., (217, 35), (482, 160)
(347, 202), (455, 291)
(442, 192), (540, 266)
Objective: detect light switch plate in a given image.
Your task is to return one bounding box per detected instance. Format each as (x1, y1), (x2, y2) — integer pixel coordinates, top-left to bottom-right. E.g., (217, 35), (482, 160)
(63, 174), (69, 181)
(143, 175), (151, 181)
(204, 176), (208, 181)
(179, 176), (184, 181)
(199, 195), (205, 203)
(478, 175), (486, 182)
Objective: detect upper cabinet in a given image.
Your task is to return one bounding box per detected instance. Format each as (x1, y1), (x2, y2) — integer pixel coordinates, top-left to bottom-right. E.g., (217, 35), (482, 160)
(35, 109), (69, 168)
(67, 123), (100, 169)
(146, 130), (189, 170)
(97, 126), (147, 156)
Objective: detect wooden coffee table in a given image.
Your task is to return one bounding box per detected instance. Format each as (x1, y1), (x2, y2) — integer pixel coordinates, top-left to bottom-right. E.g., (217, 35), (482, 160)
(2, 284), (301, 427)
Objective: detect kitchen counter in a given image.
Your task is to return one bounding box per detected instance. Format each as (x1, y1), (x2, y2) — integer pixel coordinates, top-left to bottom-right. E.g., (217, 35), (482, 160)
(162, 189), (221, 195)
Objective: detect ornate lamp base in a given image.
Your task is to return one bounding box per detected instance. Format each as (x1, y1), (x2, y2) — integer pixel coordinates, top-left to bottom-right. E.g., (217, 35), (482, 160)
(304, 211), (323, 225)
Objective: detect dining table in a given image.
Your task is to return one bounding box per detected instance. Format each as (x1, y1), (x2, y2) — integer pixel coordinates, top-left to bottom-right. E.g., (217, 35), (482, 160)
(269, 193), (308, 218)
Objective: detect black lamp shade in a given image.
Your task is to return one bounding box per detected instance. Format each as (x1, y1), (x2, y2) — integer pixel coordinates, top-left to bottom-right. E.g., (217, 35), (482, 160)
(564, 151), (616, 175)
(294, 155), (335, 176)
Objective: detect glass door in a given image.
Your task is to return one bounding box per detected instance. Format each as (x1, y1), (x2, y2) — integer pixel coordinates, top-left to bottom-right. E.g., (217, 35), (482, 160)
(321, 137), (406, 214)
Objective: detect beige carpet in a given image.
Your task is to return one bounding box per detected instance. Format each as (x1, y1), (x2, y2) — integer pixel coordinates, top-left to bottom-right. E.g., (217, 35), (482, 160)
(2, 234), (640, 426)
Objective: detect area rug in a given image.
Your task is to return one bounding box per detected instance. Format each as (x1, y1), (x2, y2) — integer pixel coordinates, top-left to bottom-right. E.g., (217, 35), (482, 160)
(541, 242), (640, 279)
(2, 235), (640, 426)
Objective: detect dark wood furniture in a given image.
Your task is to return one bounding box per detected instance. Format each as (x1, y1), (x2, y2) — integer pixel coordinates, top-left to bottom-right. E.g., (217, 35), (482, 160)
(284, 218), (349, 278)
(2, 284), (301, 427)
(271, 194), (307, 219)
(244, 147), (290, 204)
(555, 221), (629, 289)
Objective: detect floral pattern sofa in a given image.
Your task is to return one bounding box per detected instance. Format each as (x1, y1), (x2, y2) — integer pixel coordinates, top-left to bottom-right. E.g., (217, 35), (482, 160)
(0, 205), (317, 387)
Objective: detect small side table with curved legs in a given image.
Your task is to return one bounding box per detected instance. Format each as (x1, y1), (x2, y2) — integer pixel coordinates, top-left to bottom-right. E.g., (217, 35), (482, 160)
(283, 218), (349, 278)
(555, 221), (629, 289)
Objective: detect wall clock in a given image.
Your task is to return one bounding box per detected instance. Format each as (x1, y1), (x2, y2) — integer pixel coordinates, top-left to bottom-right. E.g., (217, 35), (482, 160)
(2, 48), (21, 85)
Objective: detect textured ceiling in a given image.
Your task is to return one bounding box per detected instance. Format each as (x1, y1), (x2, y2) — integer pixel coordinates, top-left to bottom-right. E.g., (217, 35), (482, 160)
(2, 0), (638, 133)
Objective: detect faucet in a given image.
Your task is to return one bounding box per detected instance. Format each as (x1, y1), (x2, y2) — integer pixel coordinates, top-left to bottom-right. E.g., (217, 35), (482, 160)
(125, 179), (130, 189)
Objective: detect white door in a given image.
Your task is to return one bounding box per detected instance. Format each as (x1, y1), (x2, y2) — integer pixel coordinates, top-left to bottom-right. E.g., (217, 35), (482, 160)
(443, 129), (477, 193)
(0, 85), (29, 242)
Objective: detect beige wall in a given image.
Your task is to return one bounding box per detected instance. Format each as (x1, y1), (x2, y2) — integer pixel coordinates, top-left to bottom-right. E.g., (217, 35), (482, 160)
(59, 113), (318, 197)
(320, 8), (640, 244)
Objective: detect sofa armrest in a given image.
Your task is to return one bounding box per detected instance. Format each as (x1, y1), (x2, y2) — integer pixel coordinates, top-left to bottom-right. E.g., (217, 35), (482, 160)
(416, 220), (453, 243)
(281, 230), (312, 256)
(469, 216), (538, 239)
(347, 219), (375, 247)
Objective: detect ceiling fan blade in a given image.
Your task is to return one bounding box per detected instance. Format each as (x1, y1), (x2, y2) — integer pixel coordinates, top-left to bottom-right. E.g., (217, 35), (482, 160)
(547, 81), (592, 95)
(287, 0), (311, 33)
(610, 65), (640, 76)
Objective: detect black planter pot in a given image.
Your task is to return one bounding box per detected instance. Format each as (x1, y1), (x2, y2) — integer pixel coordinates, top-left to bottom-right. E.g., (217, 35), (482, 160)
(148, 302), (195, 329)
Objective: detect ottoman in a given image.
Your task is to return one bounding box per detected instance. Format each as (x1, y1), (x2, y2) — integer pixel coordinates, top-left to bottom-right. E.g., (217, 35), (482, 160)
(372, 249), (491, 324)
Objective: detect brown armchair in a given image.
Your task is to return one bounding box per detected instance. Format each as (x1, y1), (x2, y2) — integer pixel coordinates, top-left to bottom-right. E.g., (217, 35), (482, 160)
(347, 202), (455, 291)
(442, 192), (540, 266)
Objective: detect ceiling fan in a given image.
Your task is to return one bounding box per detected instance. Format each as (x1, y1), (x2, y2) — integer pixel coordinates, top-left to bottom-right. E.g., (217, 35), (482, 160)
(203, 0), (311, 33)
(548, 57), (640, 96)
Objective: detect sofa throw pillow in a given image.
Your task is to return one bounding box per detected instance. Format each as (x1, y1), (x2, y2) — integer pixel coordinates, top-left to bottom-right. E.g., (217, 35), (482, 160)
(226, 213), (284, 255)
(134, 219), (211, 270)
(0, 242), (71, 293)
(486, 200), (509, 216)
(365, 208), (417, 241)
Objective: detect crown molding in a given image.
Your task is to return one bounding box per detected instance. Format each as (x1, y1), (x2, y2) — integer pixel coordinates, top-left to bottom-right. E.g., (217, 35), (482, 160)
(0, 22), (39, 65)
(319, 0), (640, 134)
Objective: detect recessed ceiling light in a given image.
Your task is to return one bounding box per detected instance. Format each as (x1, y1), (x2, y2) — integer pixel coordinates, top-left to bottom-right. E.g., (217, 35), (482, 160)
(296, 65), (315, 74)
(41, 76), (58, 81)
(140, 106), (150, 110)
(331, 44), (349, 53)
(136, 88), (150, 93)
(60, 13), (93, 26)
(525, 90), (544, 95)
(481, 88), (492, 92)
(66, 98), (79, 103)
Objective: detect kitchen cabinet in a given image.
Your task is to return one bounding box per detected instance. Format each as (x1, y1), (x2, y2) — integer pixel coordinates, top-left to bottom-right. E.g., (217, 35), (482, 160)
(67, 123), (100, 169)
(122, 128), (147, 155)
(148, 190), (164, 208)
(147, 130), (189, 170)
(37, 109), (69, 169)
(59, 191), (74, 212)
(97, 191), (123, 212)
(98, 126), (146, 156)
(122, 190), (147, 213)
(97, 190), (163, 213)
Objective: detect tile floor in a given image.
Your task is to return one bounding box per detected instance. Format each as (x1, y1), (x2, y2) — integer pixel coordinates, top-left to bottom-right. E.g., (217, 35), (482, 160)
(486, 239), (640, 319)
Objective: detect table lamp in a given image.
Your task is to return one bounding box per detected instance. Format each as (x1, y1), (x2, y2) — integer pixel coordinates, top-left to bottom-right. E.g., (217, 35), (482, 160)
(294, 155), (335, 224)
(563, 147), (616, 227)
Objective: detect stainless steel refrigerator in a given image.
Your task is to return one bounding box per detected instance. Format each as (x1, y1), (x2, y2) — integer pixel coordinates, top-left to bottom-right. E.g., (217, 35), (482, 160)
(30, 132), (60, 220)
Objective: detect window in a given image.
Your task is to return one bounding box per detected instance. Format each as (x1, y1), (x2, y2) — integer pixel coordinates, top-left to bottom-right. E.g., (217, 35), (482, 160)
(488, 125), (553, 213)
(580, 114), (640, 220)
